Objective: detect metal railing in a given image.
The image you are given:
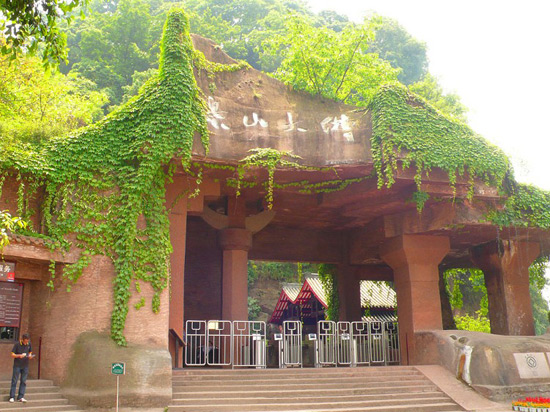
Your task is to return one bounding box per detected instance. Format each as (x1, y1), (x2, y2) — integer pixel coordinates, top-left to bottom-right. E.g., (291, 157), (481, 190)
(351, 321), (370, 366)
(232, 321), (267, 368)
(337, 321), (352, 366)
(316, 320), (337, 367)
(183, 319), (399, 368)
(206, 320), (232, 366)
(185, 320), (207, 366)
(282, 320), (302, 367)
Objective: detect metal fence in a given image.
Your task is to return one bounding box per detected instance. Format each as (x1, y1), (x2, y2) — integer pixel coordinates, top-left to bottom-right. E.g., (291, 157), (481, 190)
(232, 321), (267, 368)
(337, 321), (352, 366)
(316, 320), (337, 367)
(282, 320), (302, 367)
(184, 319), (399, 368)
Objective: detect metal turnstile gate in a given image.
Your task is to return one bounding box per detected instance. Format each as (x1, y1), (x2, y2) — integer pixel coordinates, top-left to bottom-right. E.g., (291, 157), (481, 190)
(184, 319), (399, 368)
(281, 320), (302, 367)
(185, 320), (207, 366)
(206, 320), (232, 366)
(233, 321), (266, 368)
(351, 321), (370, 366)
(337, 321), (352, 366)
(369, 321), (386, 364)
(385, 321), (400, 365)
(316, 320), (336, 367)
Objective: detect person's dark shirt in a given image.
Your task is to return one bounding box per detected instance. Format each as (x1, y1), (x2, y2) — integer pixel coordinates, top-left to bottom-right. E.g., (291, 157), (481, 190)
(11, 341), (32, 368)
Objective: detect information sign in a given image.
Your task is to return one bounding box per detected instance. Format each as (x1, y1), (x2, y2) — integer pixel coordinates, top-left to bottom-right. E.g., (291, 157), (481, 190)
(111, 362), (125, 375)
(0, 282), (23, 327)
(0, 261), (15, 282)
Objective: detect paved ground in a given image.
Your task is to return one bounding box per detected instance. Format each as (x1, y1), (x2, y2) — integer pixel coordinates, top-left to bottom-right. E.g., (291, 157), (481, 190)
(416, 365), (512, 412)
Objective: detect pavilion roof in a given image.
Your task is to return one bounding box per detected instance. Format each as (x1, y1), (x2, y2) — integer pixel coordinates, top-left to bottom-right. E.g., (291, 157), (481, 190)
(269, 273), (397, 324)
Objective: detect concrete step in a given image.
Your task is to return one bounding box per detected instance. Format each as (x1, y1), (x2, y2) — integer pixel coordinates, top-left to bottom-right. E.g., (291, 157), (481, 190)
(1, 393), (64, 401)
(173, 366), (418, 377)
(0, 398), (68, 408)
(0, 386), (59, 395)
(168, 397), (458, 411)
(168, 367), (465, 412)
(0, 404), (83, 412)
(173, 374), (425, 385)
(174, 384), (441, 399)
(171, 391), (448, 405)
(0, 379), (83, 412)
(175, 379), (435, 392)
(167, 404), (463, 412)
(0, 381), (53, 389)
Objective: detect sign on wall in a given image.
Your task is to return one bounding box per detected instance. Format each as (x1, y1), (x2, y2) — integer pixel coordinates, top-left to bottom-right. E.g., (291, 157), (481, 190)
(0, 261), (15, 282)
(0, 282), (23, 327)
(513, 353), (550, 379)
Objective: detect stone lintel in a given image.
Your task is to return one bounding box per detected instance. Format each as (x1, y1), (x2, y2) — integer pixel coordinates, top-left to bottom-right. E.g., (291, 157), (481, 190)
(3, 239), (79, 265)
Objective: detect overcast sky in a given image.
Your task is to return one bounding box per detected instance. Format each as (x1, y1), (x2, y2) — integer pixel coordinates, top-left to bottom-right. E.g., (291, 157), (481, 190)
(308, 0), (550, 191)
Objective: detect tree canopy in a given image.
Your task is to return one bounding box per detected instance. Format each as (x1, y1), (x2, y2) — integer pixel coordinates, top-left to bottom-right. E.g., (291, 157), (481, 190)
(0, 0), (88, 66)
(0, 52), (107, 147)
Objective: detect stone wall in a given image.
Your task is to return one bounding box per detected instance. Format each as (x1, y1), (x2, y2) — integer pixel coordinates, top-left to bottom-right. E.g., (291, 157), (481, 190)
(184, 216), (223, 321)
(415, 329), (550, 401)
(24, 255), (172, 407)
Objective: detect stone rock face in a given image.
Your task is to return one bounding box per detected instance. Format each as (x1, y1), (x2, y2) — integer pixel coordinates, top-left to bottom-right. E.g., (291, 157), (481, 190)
(62, 331), (172, 408)
(415, 330), (550, 400)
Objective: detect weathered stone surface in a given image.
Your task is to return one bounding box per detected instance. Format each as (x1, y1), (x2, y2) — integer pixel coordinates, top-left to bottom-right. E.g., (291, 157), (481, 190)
(190, 35), (373, 167)
(63, 331), (172, 408)
(415, 329), (550, 401)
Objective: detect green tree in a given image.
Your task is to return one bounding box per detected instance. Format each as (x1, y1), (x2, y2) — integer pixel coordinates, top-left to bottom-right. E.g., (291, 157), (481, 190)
(409, 73), (468, 121)
(445, 259), (549, 335)
(61, 0), (157, 107)
(371, 17), (428, 85)
(263, 15), (399, 106)
(0, 0), (87, 66)
(0, 53), (107, 146)
(0, 210), (26, 251)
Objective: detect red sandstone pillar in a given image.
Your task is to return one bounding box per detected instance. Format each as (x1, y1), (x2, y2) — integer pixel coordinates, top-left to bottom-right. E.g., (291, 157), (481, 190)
(471, 240), (540, 336)
(380, 234), (450, 365)
(166, 176), (188, 367)
(337, 267), (362, 321)
(219, 228), (252, 321)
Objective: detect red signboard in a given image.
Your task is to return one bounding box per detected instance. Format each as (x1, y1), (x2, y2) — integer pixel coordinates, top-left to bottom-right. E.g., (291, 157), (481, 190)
(0, 282), (23, 327)
(0, 261), (15, 282)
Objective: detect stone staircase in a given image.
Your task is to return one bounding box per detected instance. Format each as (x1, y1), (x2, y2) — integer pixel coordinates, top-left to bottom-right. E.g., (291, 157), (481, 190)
(168, 366), (465, 412)
(0, 379), (83, 412)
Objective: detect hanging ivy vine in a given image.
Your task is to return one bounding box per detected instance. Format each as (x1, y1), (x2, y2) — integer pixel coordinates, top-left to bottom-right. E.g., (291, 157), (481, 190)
(487, 183), (550, 230)
(1, 10), (549, 348)
(368, 83), (511, 210)
(318, 263), (339, 321)
(0, 9), (210, 345)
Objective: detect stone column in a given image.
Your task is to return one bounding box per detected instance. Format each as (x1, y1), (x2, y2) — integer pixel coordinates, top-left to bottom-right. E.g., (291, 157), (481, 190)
(219, 228), (252, 321)
(380, 234), (450, 365)
(471, 240), (540, 336)
(166, 175), (188, 367)
(337, 267), (362, 321)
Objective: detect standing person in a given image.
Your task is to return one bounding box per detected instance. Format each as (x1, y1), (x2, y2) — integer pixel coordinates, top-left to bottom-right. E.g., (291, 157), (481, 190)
(9, 333), (34, 403)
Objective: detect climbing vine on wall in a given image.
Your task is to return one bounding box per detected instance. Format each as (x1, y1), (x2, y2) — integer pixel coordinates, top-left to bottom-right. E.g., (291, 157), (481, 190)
(0, 9), (209, 345)
(318, 263), (339, 321)
(487, 183), (550, 230)
(368, 83), (510, 210)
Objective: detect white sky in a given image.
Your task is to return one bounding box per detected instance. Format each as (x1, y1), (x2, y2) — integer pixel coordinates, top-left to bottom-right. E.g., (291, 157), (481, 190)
(307, 0), (550, 300)
(308, 0), (550, 191)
